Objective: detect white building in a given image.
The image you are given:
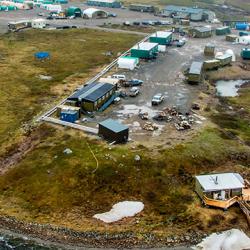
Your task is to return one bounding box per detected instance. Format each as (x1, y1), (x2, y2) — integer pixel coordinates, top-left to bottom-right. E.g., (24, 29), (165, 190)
(117, 56), (139, 70)
(40, 4), (62, 12)
(82, 8), (108, 19)
(237, 36), (250, 45)
(31, 19), (46, 29)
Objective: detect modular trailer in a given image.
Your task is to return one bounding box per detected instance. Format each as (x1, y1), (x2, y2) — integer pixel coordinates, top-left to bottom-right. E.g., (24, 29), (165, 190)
(187, 61), (203, 83)
(68, 82), (115, 112)
(60, 110), (78, 123)
(190, 27), (213, 38)
(129, 4), (156, 13)
(98, 119), (129, 143)
(204, 44), (215, 56)
(216, 54), (232, 67)
(203, 59), (220, 70)
(86, 0), (121, 8)
(149, 31), (172, 45)
(131, 42), (158, 59)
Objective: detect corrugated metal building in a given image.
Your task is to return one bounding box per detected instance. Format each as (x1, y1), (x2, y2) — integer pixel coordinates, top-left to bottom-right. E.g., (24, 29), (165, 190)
(99, 119), (129, 143)
(241, 48), (250, 60)
(86, 0), (121, 8)
(149, 31), (172, 45)
(190, 27), (213, 38)
(131, 42), (158, 59)
(68, 82), (115, 111)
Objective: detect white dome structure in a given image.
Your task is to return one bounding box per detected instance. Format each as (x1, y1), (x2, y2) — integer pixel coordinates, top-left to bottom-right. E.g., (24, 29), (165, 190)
(82, 8), (108, 19)
(225, 49), (236, 62)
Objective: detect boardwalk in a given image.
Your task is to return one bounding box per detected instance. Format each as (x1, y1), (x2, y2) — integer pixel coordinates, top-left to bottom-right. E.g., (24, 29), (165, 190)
(43, 117), (98, 135)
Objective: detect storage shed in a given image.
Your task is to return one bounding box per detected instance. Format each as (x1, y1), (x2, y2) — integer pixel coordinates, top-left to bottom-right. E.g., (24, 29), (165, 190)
(241, 48), (250, 60)
(65, 6), (82, 17)
(98, 119), (129, 143)
(226, 34), (238, 42)
(149, 31), (172, 45)
(86, 0), (121, 8)
(129, 4), (155, 13)
(68, 82), (115, 112)
(131, 42), (158, 59)
(117, 56), (139, 70)
(83, 8), (108, 19)
(190, 27), (212, 38)
(215, 26), (231, 36)
(187, 61), (203, 83)
(204, 44), (215, 56)
(195, 173), (245, 209)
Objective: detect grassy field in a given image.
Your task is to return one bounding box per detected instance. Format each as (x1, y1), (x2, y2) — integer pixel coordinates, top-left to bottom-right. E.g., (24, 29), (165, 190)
(0, 29), (141, 156)
(0, 123), (249, 235)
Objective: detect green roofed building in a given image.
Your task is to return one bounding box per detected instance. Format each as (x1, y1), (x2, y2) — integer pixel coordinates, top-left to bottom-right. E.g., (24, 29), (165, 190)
(131, 42), (158, 59)
(86, 0), (121, 8)
(65, 6), (82, 17)
(149, 31), (172, 45)
(216, 26), (231, 36)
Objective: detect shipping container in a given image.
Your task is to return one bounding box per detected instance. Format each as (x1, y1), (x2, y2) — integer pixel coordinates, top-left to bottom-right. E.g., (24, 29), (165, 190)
(235, 23), (249, 31)
(204, 44), (215, 56)
(215, 26), (231, 36)
(241, 48), (250, 60)
(226, 34), (238, 42)
(60, 110), (78, 123)
(203, 59), (220, 70)
(187, 61), (203, 83)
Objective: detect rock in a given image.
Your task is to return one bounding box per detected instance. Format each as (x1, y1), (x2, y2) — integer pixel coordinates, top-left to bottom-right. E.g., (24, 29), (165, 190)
(134, 155), (141, 161)
(63, 148), (72, 154)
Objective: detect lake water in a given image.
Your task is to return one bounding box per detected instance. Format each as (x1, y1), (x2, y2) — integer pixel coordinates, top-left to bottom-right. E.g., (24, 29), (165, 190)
(215, 80), (248, 97)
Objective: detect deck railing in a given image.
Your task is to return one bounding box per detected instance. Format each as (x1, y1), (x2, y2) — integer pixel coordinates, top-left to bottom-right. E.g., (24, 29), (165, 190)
(203, 195), (238, 209)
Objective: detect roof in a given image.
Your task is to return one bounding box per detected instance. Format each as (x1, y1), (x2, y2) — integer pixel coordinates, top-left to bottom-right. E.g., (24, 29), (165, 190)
(130, 4), (154, 7)
(165, 5), (204, 14)
(132, 42), (158, 51)
(216, 54), (232, 60)
(196, 173), (244, 191)
(150, 31), (172, 38)
(68, 82), (114, 102)
(194, 26), (212, 33)
(216, 26), (229, 30)
(189, 61), (203, 74)
(99, 119), (128, 132)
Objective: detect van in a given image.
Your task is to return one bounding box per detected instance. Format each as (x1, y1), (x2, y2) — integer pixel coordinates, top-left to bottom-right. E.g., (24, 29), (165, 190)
(111, 74), (126, 80)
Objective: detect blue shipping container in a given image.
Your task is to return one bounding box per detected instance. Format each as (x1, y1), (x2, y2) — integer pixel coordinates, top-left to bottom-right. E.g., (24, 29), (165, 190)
(60, 110), (78, 123)
(236, 23), (249, 31)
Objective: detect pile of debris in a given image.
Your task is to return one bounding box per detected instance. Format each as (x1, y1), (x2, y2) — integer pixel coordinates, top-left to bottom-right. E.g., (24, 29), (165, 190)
(143, 122), (159, 131)
(153, 106), (196, 131)
(138, 111), (149, 120)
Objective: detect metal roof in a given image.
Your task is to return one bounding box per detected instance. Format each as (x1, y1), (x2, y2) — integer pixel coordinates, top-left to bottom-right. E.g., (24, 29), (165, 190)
(189, 61), (203, 74)
(83, 7), (107, 17)
(216, 54), (232, 60)
(99, 119), (128, 133)
(165, 5), (204, 14)
(150, 31), (172, 38)
(196, 173), (244, 192)
(68, 82), (114, 102)
(87, 0), (118, 3)
(132, 42), (158, 51)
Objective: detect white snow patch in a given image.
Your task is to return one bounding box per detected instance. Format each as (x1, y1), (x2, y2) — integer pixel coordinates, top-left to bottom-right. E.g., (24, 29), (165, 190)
(93, 201), (144, 223)
(193, 229), (250, 250)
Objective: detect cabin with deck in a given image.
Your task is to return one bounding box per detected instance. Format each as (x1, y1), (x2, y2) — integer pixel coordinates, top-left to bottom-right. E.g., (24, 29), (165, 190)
(195, 173), (250, 210)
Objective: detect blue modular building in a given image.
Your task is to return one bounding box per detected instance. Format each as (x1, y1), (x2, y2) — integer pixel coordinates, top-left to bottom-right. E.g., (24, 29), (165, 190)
(60, 110), (78, 123)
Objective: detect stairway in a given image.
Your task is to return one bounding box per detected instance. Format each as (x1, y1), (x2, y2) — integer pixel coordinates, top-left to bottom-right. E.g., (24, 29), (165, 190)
(238, 200), (250, 227)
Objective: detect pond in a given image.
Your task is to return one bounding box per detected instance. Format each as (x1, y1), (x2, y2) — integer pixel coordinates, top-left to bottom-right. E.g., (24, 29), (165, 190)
(215, 80), (248, 97)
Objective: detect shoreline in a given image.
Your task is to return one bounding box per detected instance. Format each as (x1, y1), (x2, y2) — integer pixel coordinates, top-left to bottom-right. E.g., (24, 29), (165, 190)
(0, 215), (199, 249)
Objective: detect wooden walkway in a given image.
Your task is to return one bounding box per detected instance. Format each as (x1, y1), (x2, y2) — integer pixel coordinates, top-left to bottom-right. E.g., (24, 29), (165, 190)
(43, 117), (98, 135)
(238, 200), (250, 226)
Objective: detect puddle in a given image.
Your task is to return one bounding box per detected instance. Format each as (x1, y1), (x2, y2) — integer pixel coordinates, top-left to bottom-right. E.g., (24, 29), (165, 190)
(216, 80), (248, 97)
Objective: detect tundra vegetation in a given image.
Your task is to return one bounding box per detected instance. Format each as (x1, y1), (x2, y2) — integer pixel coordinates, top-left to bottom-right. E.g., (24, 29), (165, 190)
(0, 29), (250, 238)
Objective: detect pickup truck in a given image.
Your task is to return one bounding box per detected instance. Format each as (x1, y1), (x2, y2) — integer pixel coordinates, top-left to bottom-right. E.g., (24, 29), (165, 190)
(123, 79), (143, 87)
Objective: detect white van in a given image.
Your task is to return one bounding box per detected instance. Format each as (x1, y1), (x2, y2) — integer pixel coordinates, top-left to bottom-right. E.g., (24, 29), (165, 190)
(111, 74), (126, 80)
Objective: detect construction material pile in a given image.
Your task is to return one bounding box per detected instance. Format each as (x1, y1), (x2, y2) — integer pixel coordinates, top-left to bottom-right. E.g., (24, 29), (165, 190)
(153, 106), (196, 131)
(143, 122), (159, 131)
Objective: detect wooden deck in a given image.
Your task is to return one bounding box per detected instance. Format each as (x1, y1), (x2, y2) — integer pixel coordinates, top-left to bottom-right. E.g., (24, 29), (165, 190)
(203, 195), (238, 209)
(242, 188), (250, 201)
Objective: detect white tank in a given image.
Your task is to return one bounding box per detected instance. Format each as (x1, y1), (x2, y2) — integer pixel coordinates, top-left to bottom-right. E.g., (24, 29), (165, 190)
(215, 51), (223, 58)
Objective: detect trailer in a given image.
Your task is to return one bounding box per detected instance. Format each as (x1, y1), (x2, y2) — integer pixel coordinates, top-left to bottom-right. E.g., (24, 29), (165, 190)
(203, 59), (220, 70)
(187, 61), (203, 84)
(216, 54), (232, 67)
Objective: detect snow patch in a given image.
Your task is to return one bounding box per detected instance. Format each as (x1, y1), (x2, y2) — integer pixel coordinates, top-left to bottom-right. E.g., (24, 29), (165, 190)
(193, 229), (250, 250)
(93, 201), (144, 223)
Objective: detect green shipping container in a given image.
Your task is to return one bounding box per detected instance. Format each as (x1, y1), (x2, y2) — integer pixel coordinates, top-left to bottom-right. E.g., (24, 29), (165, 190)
(241, 48), (250, 60)
(216, 26), (231, 36)
(8, 6), (17, 10)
